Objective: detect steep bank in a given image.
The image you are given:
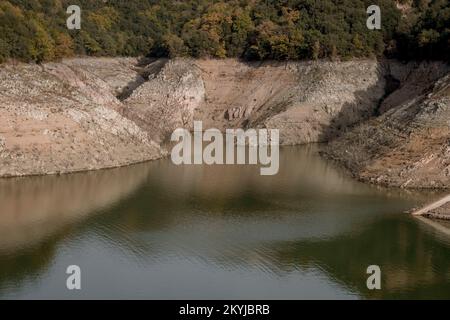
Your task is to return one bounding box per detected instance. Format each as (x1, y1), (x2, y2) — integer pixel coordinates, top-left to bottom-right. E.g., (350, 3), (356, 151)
(323, 62), (450, 189)
(0, 57), (449, 187)
(0, 57), (389, 177)
(0, 60), (162, 177)
(122, 58), (397, 145)
(193, 59), (386, 145)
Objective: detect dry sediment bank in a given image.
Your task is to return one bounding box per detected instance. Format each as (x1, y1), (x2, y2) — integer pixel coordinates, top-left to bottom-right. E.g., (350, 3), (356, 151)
(0, 57), (389, 177)
(1, 58), (449, 209)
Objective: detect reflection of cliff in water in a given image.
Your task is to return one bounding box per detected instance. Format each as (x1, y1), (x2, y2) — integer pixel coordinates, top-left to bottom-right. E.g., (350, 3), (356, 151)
(0, 163), (150, 292)
(0, 163), (151, 253)
(122, 145), (439, 218)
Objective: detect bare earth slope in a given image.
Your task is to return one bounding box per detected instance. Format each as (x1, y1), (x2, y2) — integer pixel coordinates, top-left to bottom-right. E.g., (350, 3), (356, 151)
(0, 61), (161, 177)
(123, 59), (205, 144)
(118, 58), (391, 145)
(0, 57), (449, 189)
(193, 59), (387, 145)
(324, 67), (450, 188)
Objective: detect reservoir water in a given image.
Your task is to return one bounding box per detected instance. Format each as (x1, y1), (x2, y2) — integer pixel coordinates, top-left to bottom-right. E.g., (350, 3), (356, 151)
(0, 145), (449, 299)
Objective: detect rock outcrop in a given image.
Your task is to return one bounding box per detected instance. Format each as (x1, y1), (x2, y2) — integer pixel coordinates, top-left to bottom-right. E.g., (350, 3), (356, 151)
(119, 58), (394, 145)
(323, 64), (450, 188)
(123, 59), (205, 144)
(424, 202), (450, 221)
(0, 61), (161, 177)
(1, 57), (449, 188)
(192, 59), (387, 145)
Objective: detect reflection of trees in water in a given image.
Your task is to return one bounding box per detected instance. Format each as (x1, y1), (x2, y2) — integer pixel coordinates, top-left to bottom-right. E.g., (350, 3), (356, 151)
(265, 216), (450, 299)
(88, 192), (450, 298)
(84, 163), (450, 299)
(0, 233), (62, 296)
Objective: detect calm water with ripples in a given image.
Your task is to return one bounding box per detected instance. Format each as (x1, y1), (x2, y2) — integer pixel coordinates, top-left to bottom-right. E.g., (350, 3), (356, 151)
(0, 145), (449, 299)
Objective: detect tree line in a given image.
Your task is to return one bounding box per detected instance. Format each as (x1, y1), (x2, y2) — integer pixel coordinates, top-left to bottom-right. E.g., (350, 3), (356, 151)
(0, 0), (448, 64)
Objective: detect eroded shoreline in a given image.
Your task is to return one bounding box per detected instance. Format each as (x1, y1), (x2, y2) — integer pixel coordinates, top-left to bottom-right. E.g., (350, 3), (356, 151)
(1, 57), (449, 216)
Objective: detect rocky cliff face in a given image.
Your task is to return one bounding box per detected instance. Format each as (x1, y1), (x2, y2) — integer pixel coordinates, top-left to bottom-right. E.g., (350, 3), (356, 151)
(194, 59), (386, 145)
(120, 58), (390, 145)
(324, 65), (450, 188)
(0, 60), (161, 177)
(0, 57), (448, 187)
(192, 60), (384, 144)
(123, 59), (205, 144)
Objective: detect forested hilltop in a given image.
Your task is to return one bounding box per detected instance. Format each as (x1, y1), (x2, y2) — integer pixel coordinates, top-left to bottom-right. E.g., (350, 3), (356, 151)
(0, 0), (449, 63)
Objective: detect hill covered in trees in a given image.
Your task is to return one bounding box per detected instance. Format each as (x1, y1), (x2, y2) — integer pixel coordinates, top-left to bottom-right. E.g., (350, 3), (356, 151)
(0, 0), (449, 63)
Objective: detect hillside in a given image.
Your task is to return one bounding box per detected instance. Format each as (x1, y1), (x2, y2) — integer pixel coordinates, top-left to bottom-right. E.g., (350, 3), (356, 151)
(0, 0), (449, 63)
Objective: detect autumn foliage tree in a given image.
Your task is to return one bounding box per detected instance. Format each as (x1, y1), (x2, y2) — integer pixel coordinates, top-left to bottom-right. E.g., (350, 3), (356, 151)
(0, 0), (448, 63)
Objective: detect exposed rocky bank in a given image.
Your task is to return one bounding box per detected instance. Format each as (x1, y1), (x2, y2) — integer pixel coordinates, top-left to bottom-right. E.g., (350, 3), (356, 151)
(323, 62), (450, 189)
(0, 59), (162, 177)
(0, 57), (449, 195)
